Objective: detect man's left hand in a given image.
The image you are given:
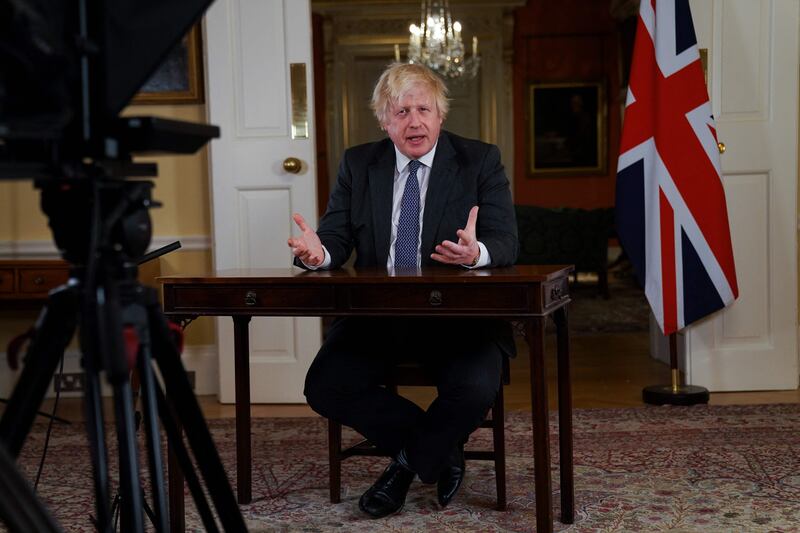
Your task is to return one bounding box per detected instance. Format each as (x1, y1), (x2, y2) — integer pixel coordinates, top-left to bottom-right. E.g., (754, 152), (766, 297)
(431, 206), (480, 265)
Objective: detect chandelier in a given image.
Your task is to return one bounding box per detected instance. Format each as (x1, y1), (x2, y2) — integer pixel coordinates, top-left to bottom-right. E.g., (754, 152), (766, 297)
(402, 0), (480, 80)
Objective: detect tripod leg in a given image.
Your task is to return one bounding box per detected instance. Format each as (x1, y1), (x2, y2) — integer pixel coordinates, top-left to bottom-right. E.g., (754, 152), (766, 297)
(143, 289), (246, 532)
(93, 277), (144, 533)
(0, 284), (78, 456)
(110, 382), (143, 533)
(64, 278), (114, 532)
(167, 442), (184, 533)
(0, 443), (62, 533)
(136, 340), (169, 533)
(82, 368), (112, 532)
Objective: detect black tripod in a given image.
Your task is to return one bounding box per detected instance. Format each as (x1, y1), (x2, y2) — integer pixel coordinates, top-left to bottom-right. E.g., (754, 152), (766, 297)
(0, 179), (247, 532)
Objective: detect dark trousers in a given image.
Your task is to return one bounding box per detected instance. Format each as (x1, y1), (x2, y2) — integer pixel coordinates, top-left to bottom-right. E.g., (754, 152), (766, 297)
(304, 317), (503, 483)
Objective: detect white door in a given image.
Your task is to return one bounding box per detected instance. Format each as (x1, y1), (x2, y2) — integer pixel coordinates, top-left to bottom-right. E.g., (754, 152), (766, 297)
(673, 0), (798, 391)
(205, 0), (320, 402)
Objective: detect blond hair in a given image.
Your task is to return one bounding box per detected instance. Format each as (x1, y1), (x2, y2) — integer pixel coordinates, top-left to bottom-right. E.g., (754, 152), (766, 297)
(371, 63), (449, 127)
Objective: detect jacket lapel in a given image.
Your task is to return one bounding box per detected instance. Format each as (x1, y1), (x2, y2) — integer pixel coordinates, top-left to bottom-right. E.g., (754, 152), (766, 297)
(368, 144), (396, 266)
(421, 133), (459, 263)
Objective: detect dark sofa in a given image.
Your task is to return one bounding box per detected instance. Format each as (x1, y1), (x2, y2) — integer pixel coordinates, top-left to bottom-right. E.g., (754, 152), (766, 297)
(514, 205), (615, 297)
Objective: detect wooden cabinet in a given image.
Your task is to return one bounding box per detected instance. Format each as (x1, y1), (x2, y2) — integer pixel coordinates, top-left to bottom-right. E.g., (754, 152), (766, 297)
(0, 269), (13, 294)
(0, 260), (70, 307)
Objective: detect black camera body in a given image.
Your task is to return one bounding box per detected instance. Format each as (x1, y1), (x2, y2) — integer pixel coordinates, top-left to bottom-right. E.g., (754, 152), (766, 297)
(0, 0), (219, 181)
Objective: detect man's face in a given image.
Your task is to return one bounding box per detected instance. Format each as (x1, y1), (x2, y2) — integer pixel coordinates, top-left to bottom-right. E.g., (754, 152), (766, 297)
(382, 84), (443, 160)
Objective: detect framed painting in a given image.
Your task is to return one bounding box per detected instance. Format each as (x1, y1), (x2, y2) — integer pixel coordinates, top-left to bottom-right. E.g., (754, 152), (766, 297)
(132, 25), (204, 105)
(528, 81), (606, 176)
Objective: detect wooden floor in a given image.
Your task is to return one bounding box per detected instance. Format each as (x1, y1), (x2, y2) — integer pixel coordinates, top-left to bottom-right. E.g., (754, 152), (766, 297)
(25, 331), (800, 423)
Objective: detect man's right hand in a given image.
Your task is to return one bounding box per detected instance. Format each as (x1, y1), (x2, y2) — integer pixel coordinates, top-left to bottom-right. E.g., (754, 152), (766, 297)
(287, 213), (324, 267)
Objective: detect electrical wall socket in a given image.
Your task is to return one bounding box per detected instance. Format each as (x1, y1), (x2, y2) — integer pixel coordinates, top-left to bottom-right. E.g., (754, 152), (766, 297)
(55, 372), (85, 393)
(51, 370), (195, 394)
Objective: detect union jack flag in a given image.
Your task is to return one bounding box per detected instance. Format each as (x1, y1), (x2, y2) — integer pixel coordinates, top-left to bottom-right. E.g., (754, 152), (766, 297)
(616, 0), (738, 335)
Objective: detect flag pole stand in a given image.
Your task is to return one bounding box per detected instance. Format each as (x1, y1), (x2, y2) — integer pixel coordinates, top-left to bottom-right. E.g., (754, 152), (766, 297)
(642, 333), (709, 405)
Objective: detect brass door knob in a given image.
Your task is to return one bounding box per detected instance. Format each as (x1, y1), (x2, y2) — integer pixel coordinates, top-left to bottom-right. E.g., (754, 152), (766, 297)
(283, 157), (302, 174)
(717, 142), (726, 154)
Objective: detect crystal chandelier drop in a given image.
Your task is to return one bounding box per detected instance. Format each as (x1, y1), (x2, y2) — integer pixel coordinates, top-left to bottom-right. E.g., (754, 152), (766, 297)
(405, 0), (480, 80)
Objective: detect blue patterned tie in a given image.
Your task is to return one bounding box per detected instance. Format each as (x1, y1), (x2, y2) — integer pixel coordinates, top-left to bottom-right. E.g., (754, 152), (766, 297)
(394, 160), (422, 268)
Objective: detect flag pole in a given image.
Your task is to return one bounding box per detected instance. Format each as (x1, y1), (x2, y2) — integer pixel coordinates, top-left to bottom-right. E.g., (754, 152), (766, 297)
(618, 1), (737, 407)
(642, 333), (709, 405)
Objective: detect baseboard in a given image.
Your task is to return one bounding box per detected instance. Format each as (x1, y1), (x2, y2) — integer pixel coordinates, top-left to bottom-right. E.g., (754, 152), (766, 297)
(0, 349), (84, 400)
(181, 344), (218, 395)
(0, 235), (210, 259)
(0, 344), (218, 399)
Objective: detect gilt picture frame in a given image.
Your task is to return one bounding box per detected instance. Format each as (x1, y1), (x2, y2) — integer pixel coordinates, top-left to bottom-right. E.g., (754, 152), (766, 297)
(528, 81), (606, 176)
(132, 25), (204, 105)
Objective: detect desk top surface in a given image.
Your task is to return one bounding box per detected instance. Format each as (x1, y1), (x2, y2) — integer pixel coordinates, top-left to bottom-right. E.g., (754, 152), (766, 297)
(158, 265), (573, 285)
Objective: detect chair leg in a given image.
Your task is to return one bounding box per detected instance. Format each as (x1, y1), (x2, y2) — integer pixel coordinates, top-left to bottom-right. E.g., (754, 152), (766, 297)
(492, 385), (507, 511)
(328, 420), (342, 503)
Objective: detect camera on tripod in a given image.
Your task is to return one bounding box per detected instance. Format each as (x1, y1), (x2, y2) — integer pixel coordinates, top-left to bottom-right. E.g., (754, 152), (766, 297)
(0, 0), (221, 265)
(0, 1), (247, 531)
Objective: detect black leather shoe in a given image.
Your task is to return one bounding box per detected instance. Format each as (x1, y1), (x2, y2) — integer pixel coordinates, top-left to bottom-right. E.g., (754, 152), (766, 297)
(437, 445), (465, 507)
(358, 460), (415, 518)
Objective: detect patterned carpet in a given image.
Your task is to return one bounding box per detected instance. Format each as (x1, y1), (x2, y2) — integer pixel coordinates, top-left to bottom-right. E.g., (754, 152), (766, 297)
(10, 403), (800, 532)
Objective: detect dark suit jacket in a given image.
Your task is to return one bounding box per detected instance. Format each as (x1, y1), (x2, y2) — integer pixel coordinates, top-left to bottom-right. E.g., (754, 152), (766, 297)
(306, 130), (519, 356)
(316, 130), (518, 267)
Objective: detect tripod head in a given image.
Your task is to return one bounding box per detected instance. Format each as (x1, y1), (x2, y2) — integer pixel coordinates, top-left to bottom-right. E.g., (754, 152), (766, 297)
(41, 179), (154, 267)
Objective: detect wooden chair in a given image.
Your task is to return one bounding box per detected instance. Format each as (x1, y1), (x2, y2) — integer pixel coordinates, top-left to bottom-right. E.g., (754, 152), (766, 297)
(327, 358), (510, 511)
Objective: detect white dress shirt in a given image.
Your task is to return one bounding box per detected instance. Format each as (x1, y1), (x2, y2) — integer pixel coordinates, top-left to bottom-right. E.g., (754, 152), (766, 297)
(306, 142), (491, 270)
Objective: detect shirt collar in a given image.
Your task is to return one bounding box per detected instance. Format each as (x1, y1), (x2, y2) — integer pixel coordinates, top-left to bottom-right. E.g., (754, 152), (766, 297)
(394, 141), (438, 174)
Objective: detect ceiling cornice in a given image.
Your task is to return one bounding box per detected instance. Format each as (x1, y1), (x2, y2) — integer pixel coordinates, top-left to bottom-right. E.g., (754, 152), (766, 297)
(311, 0), (527, 17)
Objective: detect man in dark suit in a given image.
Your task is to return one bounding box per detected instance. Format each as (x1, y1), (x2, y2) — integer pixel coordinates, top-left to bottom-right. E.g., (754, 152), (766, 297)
(288, 63), (518, 518)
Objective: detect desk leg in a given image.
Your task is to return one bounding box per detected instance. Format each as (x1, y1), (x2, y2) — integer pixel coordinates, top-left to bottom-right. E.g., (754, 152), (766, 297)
(233, 316), (252, 504)
(527, 317), (553, 533)
(553, 307), (574, 523)
(168, 429), (185, 533)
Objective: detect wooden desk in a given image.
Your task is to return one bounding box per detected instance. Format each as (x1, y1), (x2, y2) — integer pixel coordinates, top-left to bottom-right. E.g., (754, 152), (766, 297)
(160, 265), (574, 533)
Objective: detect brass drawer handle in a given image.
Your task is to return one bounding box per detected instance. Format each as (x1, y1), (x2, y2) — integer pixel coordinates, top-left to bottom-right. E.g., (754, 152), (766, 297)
(244, 291), (257, 306)
(429, 290), (443, 306)
(34, 276), (45, 286)
(550, 285), (562, 300)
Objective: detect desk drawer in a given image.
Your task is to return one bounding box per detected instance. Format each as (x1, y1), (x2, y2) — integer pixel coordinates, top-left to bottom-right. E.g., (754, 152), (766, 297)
(18, 268), (69, 293)
(169, 286), (335, 312)
(0, 269), (13, 293)
(543, 277), (569, 309)
(347, 285), (527, 313)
